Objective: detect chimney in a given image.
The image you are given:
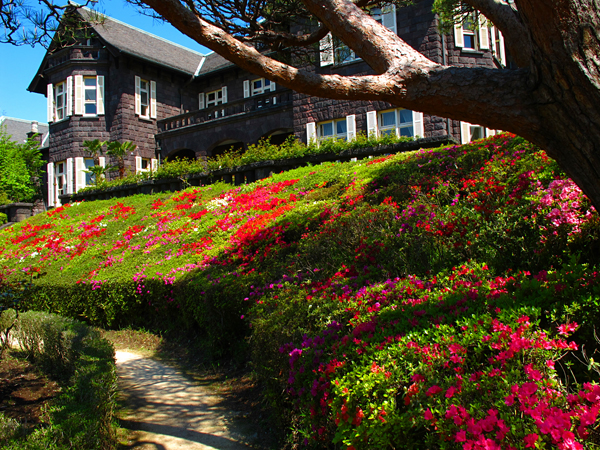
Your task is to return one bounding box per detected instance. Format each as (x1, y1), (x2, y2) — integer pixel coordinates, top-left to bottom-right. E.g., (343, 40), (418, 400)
(27, 121), (42, 146)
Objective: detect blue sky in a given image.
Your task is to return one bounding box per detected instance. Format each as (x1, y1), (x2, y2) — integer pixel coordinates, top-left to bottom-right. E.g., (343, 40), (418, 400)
(0, 1), (210, 124)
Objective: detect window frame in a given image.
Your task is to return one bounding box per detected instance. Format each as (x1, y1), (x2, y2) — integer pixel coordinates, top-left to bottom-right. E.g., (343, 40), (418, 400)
(139, 78), (150, 119)
(55, 81), (67, 121)
(251, 78), (272, 96)
(83, 76), (98, 116)
(55, 161), (66, 197)
(206, 88), (224, 107)
(318, 118), (348, 141)
(377, 108), (416, 138)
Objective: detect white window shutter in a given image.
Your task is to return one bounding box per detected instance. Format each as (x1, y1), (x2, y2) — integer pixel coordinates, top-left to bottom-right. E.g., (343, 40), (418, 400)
(47, 162), (55, 207)
(99, 156), (106, 168)
(74, 75), (83, 115)
(461, 121), (471, 144)
(243, 80), (250, 98)
(135, 156), (142, 173)
(222, 86), (228, 104)
(269, 81), (276, 92)
(485, 128), (497, 137)
(66, 157), (74, 194)
(66, 76), (73, 117)
(413, 111), (424, 138)
(47, 83), (54, 123)
(367, 111), (378, 137)
(198, 93), (205, 110)
(97, 75), (105, 115)
(382, 5), (397, 34)
(151, 158), (158, 171)
(150, 80), (157, 119)
(320, 33), (334, 67)
(498, 30), (506, 66)
(135, 76), (141, 116)
(454, 23), (464, 48)
(478, 16), (489, 50)
(75, 157), (85, 191)
(346, 115), (356, 141)
(306, 122), (317, 144)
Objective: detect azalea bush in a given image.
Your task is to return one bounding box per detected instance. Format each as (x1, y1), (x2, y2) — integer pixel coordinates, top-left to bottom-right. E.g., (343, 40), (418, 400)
(0, 134), (599, 448)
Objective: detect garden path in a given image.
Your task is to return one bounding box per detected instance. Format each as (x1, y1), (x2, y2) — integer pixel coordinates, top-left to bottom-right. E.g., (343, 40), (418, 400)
(116, 351), (255, 450)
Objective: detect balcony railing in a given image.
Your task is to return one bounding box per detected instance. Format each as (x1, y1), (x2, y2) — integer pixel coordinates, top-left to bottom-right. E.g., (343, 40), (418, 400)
(158, 90), (293, 133)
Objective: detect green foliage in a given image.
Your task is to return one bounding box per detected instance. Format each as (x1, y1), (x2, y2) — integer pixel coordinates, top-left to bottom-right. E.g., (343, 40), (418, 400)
(0, 129), (44, 203)
(107, 140), (137, 179)
(4, 311), (117, 449)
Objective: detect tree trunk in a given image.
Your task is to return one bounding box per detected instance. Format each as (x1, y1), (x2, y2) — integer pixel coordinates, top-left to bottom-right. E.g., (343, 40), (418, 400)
(509, 0), (600, 209)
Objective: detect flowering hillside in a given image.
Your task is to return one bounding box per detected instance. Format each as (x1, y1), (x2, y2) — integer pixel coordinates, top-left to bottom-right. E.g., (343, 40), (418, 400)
(1, 134), (600, 449)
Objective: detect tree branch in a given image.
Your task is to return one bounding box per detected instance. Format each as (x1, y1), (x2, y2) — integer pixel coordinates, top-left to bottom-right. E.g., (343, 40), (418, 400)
(141, 0), (539, 136)
(462, 0), (533, 67)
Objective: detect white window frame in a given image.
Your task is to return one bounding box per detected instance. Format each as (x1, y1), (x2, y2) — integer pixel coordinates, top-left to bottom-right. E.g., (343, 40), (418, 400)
(205, 87), (228, 108)
(454, 12), (490, 52)
(377, 108), (422, 138)
(460, 121), (497, 144)
(135, 156), (157, 173)
(251, 78), (276, 96)
(135, 76), (157, 119)
(83, 76), (98, 116)
(318, 118), (348, 141)
(55, 81), (67, 121)
(320, 5), (396, 67)
(73, 75), (104, 117)
(55, 161), (66, 201)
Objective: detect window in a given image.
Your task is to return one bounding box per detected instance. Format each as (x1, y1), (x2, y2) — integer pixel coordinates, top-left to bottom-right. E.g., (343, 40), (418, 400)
(320, 5), (396, 67)
(140, 79), (150, 117)
(490, 26), (507, 66)
(207, 88), (224, 107)
(84, 158), (95, 186)
(83, 76), (97, 115)
(367, 109), (423, 138)
(454, 12), (489, 51)
(135, 156), (156, 173)
(55, 82), (67, 121)
(135, 76), (157, 119)
(461, 121), (497, 144)
(252, 78), (273, 96)
(55, 161), (66, 197)
(378, 109), (416, 137)
(318, 118), (347, 141)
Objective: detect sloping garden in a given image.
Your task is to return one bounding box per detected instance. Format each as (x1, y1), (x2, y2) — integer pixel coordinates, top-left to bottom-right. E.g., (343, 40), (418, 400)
(1, 134), (600, 449)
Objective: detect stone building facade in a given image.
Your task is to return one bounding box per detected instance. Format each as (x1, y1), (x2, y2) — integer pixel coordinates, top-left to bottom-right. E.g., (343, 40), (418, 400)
(29, 2), (507, 207)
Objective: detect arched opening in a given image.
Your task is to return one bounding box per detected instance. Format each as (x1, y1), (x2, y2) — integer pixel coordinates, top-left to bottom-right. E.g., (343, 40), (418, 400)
(209, 140), (245, 158)
(260, 128), (294, 146)
(165, 148), (196, 161)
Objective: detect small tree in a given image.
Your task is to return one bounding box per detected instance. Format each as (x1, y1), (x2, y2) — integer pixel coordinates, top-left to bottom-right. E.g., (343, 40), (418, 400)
(84, 165), (107, 186)
(82, 139), (106, 166)
(107, 141), (136, 179)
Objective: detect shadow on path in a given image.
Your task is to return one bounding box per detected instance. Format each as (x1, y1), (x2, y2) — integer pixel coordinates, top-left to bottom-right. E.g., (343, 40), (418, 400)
(116, 351), (254, 450)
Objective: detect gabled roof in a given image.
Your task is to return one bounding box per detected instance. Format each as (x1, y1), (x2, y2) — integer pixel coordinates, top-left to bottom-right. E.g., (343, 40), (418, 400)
(76, 7), (207, 76)
(27, 5), (243, 95)
(0, 117), (49, 148)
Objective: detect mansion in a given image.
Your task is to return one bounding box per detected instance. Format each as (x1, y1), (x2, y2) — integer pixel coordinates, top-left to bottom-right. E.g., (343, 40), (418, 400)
(28, 2), (508, 207)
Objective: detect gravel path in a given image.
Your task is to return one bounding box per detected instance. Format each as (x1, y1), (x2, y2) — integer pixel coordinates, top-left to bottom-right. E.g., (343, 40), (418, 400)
(116, 351), (255, 450)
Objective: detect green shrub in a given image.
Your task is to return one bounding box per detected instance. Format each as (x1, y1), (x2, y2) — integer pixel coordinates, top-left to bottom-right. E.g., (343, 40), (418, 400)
(5, 311), (117, 449)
